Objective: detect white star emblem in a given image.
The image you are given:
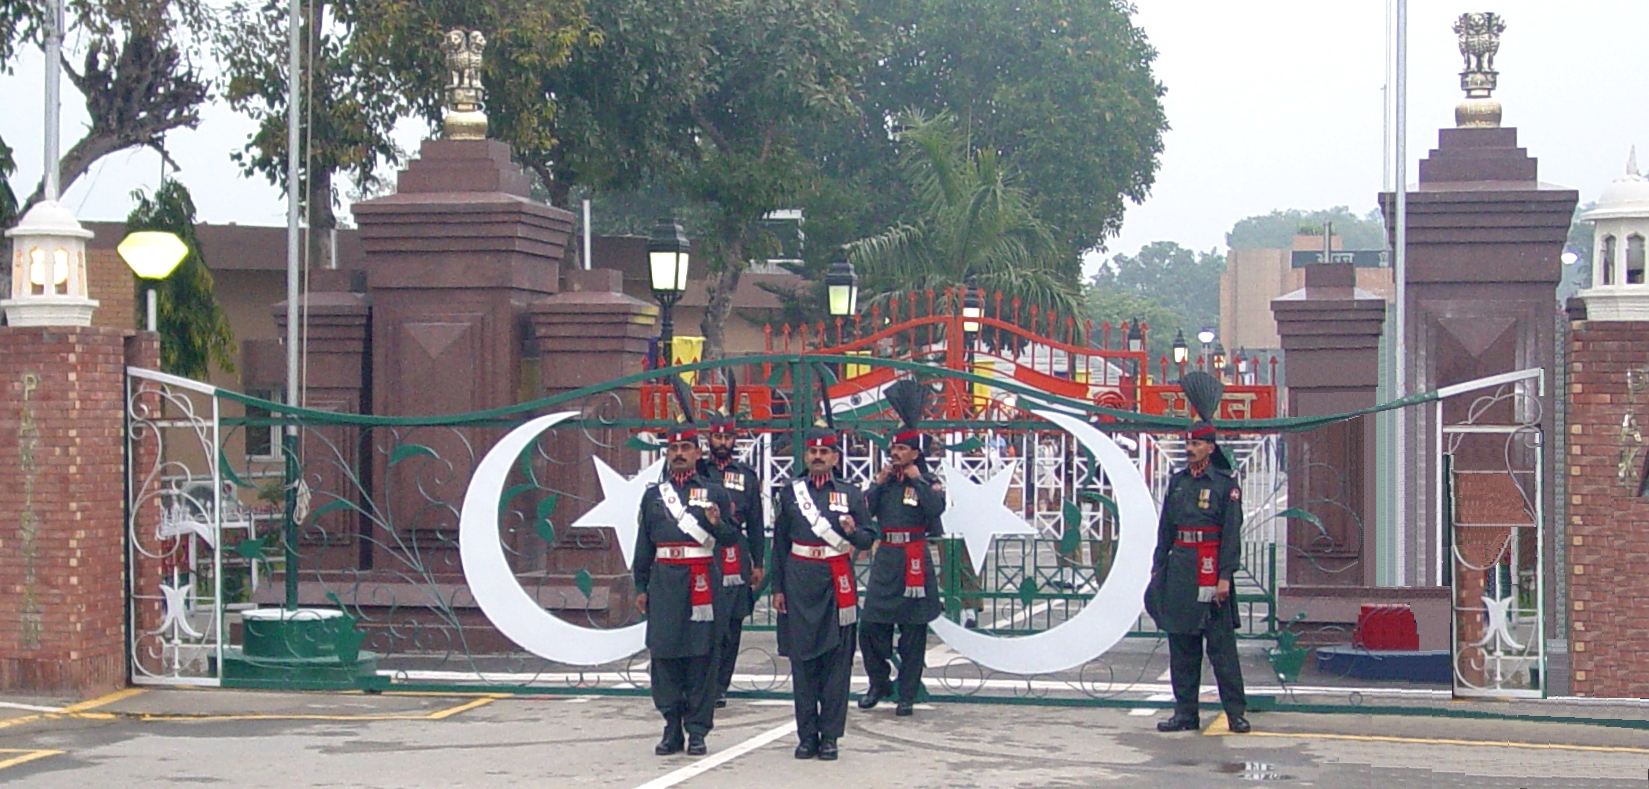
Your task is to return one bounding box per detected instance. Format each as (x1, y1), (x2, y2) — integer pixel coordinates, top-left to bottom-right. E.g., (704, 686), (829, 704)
(941, 464), (1039, 576)
(570, 456), (665, 569)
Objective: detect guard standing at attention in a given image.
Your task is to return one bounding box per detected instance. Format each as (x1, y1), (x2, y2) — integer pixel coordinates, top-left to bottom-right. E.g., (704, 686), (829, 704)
(858, 379), (946, 717)
(1146, 371), (1249, 735)
(697, 379), (766, 709)
(634, 378), (739, 756)
(771, 420), (874, 761)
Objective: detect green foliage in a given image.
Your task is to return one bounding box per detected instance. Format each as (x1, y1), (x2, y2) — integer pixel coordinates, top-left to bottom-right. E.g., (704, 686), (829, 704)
(845, 0), (1167, 257)
(0, 135), (15, 229)
(1226, 206), (1387, 250)
(1087, 241), (1222, 366)
(124, 181), (237, 380)
(1558, 202), (1596, 302)
(847, 111), (1083, 328)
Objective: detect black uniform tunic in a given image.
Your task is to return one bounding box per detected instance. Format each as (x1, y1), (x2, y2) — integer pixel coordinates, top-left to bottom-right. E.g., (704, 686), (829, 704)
(698, 455), (766, 699)
(1147, 461), (1246, 719)
(861, 469), (946, 625)
(633, 472), (738, 735)
(771, 474), (874, 744)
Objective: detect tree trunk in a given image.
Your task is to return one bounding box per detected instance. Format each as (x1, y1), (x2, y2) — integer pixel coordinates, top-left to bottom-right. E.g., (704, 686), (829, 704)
(700, 242), (745, 362)
(306, 167), (336, 269)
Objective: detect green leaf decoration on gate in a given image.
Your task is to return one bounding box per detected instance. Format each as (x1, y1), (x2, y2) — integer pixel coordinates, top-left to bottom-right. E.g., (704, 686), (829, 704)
(1017, 576), (1039, 608)
(500, 483), (536, 516)
(535, 494), (559, 543)
(232, 537), (267, 561)
(765, 365), (788, 387)
(1079, 490), (1119, 519)
(1060, 501), (1083, 555)
(626, 434), (665, 451)
(574, 569), (594, 601)
(218, 448), (253, 488)
(308, 497), (364, 524)
(389, 444), (438, 466)
(1278, 507), (1325, 532)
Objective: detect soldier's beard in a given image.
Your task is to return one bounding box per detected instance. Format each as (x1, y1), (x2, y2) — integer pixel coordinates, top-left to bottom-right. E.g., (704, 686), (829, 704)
(711, 446), (733, 461)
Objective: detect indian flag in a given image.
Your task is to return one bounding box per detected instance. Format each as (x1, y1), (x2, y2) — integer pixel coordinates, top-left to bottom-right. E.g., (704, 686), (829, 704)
(827, 366), (904, 420)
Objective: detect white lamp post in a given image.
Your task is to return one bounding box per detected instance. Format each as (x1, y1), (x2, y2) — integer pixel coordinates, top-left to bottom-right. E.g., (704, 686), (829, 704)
(2, 201), (98, 327)
(118, 231), (190, 331)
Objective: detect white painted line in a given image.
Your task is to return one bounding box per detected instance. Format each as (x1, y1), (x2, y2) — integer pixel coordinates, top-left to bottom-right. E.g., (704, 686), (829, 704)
(630, 721), (797, 789)
(1156, 670), (1172, 682)
(749, 700), (792, 707)
(1130, 693), (1173, 716)
(0, 702), (62, 713)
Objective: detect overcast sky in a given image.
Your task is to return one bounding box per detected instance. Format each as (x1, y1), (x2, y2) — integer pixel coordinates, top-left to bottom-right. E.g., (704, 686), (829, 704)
(3, 1), (1646, 273)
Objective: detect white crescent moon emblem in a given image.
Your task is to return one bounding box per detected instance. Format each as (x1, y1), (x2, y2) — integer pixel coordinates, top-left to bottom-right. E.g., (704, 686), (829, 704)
(930, 409), (1155, 674)
(459, 411), (645, 666)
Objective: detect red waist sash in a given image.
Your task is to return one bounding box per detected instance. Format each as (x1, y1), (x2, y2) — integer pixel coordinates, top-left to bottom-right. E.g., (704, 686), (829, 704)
(1173, 526), (1221, 603)
(657, 542), (714, 621)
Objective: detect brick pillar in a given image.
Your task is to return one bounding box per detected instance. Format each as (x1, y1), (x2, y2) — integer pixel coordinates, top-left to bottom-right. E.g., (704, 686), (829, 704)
(1272, 263), (1387, 587)
(0, 325), (152, 694)
(1564, 315), (1649, 698)
(274, 287), (372, 579)
(528, 269), (657, 622)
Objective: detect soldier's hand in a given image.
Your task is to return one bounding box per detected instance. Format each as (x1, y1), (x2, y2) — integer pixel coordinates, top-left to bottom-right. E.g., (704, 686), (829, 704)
(839, 514), (855, 533)
(901, 464), (922, 481)
(702, 503), (721, 526)
(750, 567), (766, 589)
(877, 465), (895, 484)
(1214, 578), (1231, 605)
(635, 593), (648, 615)
(772, 592), (787, 614)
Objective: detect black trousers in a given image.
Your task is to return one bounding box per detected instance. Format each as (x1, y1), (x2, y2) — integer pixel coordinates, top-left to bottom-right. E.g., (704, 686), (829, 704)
(858, 621), (927, 704)
(716, 615), (745, 697)
(790, 624), (857, 744)
(651, 649), (720, 736)
(1166, 611), (1246, 719)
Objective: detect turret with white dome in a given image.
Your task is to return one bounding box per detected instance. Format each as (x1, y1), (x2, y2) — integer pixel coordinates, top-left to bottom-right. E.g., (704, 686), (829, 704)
(1579, 149), (1649, 320)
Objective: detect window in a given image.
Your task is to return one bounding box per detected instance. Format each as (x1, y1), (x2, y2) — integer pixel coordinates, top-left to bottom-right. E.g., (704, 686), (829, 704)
(1628, 234), (1645, 285)
(1601, 235), (1617, 285)
(244, 388), (282, 460)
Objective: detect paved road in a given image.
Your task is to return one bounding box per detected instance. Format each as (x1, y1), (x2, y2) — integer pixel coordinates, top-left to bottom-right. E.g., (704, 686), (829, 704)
(0, 687), (1644, 788)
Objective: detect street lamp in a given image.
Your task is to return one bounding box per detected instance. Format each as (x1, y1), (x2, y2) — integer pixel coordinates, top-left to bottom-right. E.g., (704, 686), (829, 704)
(2, 202), (98, 326)
(648, 216), (691, 368)
(824, 251), (858, 317)
(1236, 349), (1252, 385)
(961, 286), (983, 334)
(118, 231), (189, 332)
(1171, 328), (1189, 377)
(1197, 326), (1215, 369)
(1211, 341), (1227, 379)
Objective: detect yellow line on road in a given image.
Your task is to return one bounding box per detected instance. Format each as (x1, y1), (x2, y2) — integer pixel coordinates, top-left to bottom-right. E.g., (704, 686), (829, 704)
(131, 694), (507, 723)
(60, 688), (147, 713)
(0, 749), (64, 771)
(1211, 728), (1649, 755)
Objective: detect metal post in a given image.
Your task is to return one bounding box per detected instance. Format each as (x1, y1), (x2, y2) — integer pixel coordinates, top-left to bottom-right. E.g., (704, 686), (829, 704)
(658, 298), (675, 370)
(284, 0), (303, 610)
(43, 0), (62, 201)
(146, 287), (157, 333)
(1394, 0), (1409, 585)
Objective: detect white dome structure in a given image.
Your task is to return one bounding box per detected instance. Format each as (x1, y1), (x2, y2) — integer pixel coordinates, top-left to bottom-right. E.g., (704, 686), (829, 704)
(1579, 149), (1649, 321)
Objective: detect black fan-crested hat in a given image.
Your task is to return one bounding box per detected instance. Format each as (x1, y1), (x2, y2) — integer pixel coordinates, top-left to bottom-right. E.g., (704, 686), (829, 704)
(885, 378), (931, 453)
(1179, 370), (1231, 469)
(707, 368), (738, 434)
(803, 365), (840, 451)
(664, 374), (699, 443)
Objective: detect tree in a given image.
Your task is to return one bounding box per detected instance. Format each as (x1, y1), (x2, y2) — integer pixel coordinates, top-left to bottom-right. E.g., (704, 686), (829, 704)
(1089, 241), (1223, 348)
(217, 0), (589, 266)
(1083, 286), (1181, 371)
(1558, 202), (1596, 302)
(846, 111), (1082, 330)
(17, 1), (212, 207)
(1226, 206), (1387, 250)
(828, 0), (1168, 259)
(125, 181), (237, 380)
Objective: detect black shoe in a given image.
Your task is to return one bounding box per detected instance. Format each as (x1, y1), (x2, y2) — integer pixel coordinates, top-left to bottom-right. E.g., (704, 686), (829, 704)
(894, 701), (914, 717)
(858, 682), (890, 709)
(1156, 713), (1200, 733)
(686, 733), (707, 755)
(1228, 714), (1251, 734)
(714, 696), (727, 709)
(655, 723), (685, 755)
(817, 738), (839, 761)
(793, 737), (818, 759)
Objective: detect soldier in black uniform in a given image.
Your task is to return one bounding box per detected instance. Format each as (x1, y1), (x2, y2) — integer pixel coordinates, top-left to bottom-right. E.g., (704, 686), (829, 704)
(771, 425), (874, 761)
(698, 411), (766, 708)
(1147, 419), (1250, 734)
(858, 380), (946, 716)
(634, 422), (739, 756)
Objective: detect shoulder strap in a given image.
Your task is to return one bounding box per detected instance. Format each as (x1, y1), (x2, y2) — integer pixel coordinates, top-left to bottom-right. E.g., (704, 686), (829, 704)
(791, 478), (850, 551)
(657, 480), (713, 547)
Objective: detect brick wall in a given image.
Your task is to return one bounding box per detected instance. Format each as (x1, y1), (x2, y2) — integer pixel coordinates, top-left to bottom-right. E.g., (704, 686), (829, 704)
(1565, 319), (1649, 698)
(86, 248), (137, 332)
(0, 325), (154, 694)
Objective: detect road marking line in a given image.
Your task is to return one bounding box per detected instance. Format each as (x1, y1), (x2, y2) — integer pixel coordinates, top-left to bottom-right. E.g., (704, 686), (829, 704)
(0, 749), (63, 771)
(631, 721), (797, 789)
(61, 688), (146, 713)
(1130, 693), (1174, 716)
(0, 702), (61, 713)
(1156, 670), (1172, 682)
(1203, 712), (1230, 735)
(131, 695), (506, 723)
(0, 716), (41, 731)
(1214, 730), (1649, 755)
(425, 694), (507, 719)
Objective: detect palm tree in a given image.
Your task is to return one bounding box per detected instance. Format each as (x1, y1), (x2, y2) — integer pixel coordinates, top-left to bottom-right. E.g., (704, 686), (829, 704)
(845, 111), (1082, 333)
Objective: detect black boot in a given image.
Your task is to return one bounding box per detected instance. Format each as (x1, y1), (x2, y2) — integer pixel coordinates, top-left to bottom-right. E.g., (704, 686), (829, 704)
(1227, 713), (1251, 734)
(793, 735), (818, 759)
(655, 719), (685, 755)
(894, 701), (914, 717)
(817, 737), (839, 761)
(686, 733), (707, 755)
(1155, 713), (1200, 733)
(858, 682), (890, 710)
